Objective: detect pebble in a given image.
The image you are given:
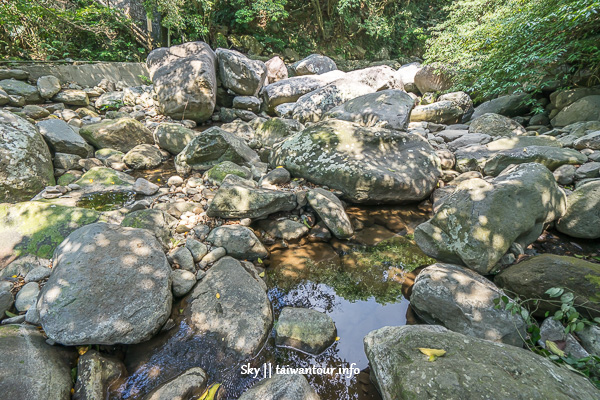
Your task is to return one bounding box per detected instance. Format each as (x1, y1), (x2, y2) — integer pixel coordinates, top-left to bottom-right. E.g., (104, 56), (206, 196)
(168, 175), (184, 186)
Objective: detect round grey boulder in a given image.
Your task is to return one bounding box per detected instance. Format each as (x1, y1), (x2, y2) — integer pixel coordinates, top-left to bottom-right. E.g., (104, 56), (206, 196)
(37, 223), (172, 345)
(275, 307), (337, 355)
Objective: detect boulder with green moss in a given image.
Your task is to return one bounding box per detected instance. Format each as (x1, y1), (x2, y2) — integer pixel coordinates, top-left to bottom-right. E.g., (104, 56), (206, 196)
(79, 118), (153, 153)
(270, 119), (441, 203)
(0, 110), (55, 202)
(415, 163), (566, 274)
(495, 254), (600, 318)
(175, 126), (261, 174)
(203, 161), (252, 184)
(254, 117), (304, 147)
(0, 201), (100, 268)
(75, 167), (135, 188)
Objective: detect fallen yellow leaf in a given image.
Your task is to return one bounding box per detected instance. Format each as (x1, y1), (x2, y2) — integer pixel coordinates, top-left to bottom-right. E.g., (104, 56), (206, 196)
(259, 271), (265, 277)
(335, 336), (340, 341)
(11, 275), (17, 278)
(546, 340), (565, 357)
(199, 383), (221, 400)
(418, 348), (446, 362)
(216, 293), (220, 299)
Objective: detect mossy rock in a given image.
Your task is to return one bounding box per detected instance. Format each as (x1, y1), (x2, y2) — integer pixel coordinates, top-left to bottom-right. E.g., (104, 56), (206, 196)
(75, 167), (135, 188)
(121, 209), (175, 250)
(495, 254), (600, 318)
(0, 201), (101, 267)
(56, 172), (79, 186)
(203, 161), (252, 184)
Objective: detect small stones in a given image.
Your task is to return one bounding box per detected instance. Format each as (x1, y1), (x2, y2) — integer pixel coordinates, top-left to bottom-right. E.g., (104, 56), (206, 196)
(199, 246), (226, 268)
(553, 164), (576, 185)
(275, 307), (337, 355)
(167, 175), (184, 186)
(15, 282), (40, 312)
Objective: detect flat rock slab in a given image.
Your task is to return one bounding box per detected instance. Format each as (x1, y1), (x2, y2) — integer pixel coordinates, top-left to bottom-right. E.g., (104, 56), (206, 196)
(37, 222), (172, 345)
(364, 325), (600, 400)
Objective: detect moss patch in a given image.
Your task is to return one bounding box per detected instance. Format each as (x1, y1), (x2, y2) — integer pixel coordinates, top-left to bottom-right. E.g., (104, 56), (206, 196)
(75, 167), (134, 187)
(0, 201), (100, 260)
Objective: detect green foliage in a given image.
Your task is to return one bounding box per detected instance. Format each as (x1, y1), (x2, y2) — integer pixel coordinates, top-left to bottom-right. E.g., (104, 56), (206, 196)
(494, 287), (600, 388)
(0, 0), (147, 61)
(425, 0), (600, 101)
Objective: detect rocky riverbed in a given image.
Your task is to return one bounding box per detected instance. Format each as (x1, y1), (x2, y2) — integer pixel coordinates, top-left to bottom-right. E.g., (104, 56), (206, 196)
(1, 42), (600, 399)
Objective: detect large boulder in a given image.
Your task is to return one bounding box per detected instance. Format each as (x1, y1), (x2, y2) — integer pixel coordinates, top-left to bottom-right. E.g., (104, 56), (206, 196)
(495, 254), (600, 318)
(262, 70), (345, 112)
(410, 100), (463, 124)
(552, 95), (600, 127)
(553, 87), (600, 110)
(265, 56), (288, 83)
(482, 145), (588, 176)
(438, 91), (474, 122)
(415, 163), (566, 274)
(79, 118), (153, 153)
(147, 41), (217, 122)
(270, 120), (441, 203)
(207, 225), (268, 260)
(291, 66), (397, 123)
(0, 202), (100, 267)
(120, 257), (272, 398)
(290, 54), (337, 76)
(0, 79), (42, 103)
(153, 123), (197, 155)
(0, 111), (55, 202)
(206, 175), (296, 219)
(413, 63), (452, 94)
(0, 325), (75, 400)
(364, 325), (600, 400)
(174, 126), (260, 174)
(323, 89), (414, 131)
(471, 93), (529, 119)
(411, 263), (526, 346)
(216, 48), (267, 96)
(454, 135), (563, 173)
(556, 180), (600, 239)
(395, 62), (421, 93)
(469, 113), (526, 137)
(37, 119), (92, 158)
(37, 223), (172, 345)
(238, 374), (319, 400)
